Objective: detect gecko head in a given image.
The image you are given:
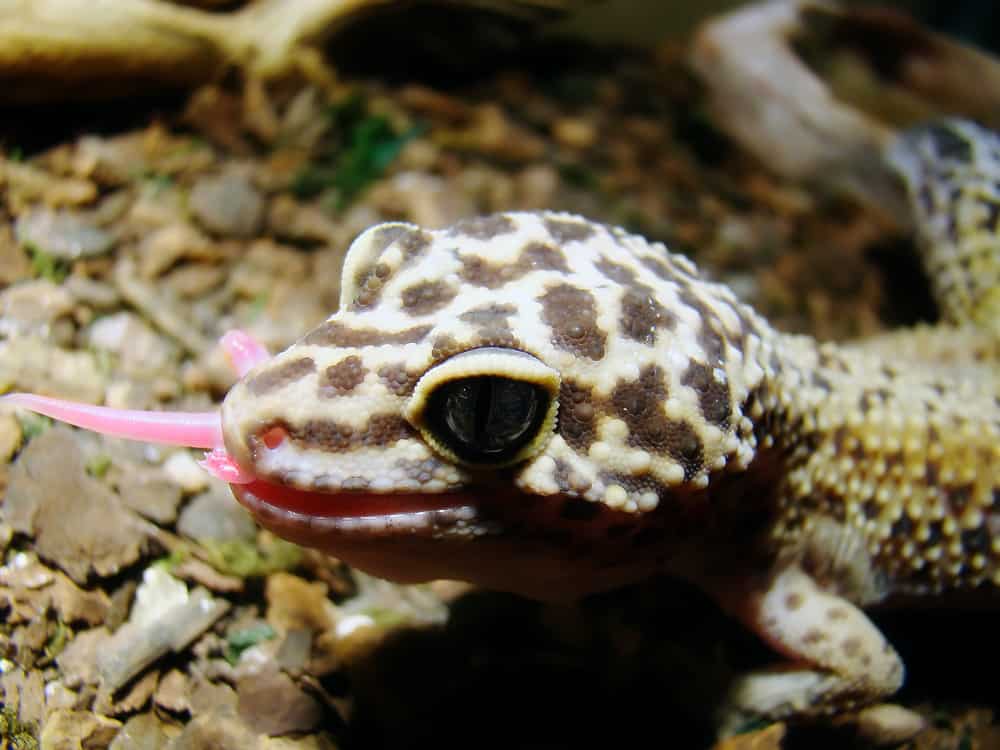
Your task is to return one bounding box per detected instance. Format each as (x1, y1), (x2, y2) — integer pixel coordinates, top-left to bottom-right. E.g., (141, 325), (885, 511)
(216, 211), (768, 596)
(5, 212), (768, 598)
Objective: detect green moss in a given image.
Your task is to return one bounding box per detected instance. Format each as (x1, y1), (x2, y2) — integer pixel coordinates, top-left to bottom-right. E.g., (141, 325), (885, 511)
(15, 412), (51, 441)
(225, 623), (276, 664)
(201, 537), (302, 578)
(25, 243), (71, 283)
(85, 454), (112, 478)
(292, 92), (422, 209)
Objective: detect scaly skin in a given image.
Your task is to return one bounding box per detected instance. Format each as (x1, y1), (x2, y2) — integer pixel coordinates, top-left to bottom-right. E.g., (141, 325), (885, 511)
(5, 119), (999, 735)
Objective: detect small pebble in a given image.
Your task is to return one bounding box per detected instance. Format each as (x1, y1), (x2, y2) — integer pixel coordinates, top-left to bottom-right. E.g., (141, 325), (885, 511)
(163, 451), (210, 493)
(15, 207), (115, 259)
(189, 170), (264, 238)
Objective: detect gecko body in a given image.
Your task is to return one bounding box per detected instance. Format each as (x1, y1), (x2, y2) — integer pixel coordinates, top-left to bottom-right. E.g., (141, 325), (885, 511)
(6, 119), (1000, 733)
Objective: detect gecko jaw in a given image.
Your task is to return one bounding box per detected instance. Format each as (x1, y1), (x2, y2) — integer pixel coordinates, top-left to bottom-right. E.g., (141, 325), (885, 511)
(230, 477), (483, 544)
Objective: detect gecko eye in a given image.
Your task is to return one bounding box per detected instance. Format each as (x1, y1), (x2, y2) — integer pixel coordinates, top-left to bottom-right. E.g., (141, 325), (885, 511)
(405, 347), (560, 468)
(426, 376), (549, 463)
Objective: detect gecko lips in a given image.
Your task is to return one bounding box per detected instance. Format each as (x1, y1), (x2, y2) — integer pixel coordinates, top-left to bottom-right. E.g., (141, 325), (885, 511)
(200, 445), (480, 535)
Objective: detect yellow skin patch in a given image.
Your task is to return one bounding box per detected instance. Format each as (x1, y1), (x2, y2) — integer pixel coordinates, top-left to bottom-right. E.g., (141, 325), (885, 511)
(217, 120), (999, 731)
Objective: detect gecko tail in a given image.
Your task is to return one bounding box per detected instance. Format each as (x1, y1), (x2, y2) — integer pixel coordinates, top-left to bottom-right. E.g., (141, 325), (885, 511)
(1, 393), (224, 450)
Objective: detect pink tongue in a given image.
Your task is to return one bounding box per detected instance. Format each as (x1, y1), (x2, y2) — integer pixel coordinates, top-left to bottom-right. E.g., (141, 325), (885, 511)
(1, 393), (223, 448)
(234, 479), (471, 518)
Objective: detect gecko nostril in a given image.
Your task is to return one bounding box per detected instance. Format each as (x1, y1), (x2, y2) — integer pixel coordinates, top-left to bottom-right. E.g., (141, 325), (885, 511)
(260, 426), (289, 449)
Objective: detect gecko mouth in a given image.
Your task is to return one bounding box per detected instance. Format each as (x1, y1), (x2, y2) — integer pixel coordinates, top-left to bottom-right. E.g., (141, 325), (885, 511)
(231, 476), (477, 519)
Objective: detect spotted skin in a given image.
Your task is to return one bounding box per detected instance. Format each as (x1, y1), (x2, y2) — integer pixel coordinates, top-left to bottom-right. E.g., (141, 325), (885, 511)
(210, 121), (997, 732)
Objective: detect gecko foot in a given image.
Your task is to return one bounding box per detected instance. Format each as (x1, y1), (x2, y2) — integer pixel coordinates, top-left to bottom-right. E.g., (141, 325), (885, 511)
(714, 565), (913, 742)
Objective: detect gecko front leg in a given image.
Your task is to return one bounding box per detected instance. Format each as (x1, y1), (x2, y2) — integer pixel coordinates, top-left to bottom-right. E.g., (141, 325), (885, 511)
(714, 564), (922, 742)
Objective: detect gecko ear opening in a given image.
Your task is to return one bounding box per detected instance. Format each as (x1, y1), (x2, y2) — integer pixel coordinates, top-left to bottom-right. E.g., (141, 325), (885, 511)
(0, 393), (224, 449)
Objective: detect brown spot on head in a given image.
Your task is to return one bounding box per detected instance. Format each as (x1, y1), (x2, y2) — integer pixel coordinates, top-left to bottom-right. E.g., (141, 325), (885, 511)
(558, 379), (598, 451)
(366, 414), (414, 446)
(450, 214), (517, 240)
(785, 591), (804, 610)
(681, 361), (732, 429)
(610, 366), (667, 441)
(342, 476), (371, 490)
(803, 628), (827, 645)
(539, 283), (606, 360)
(368, 224), (432, 260)
(400, 279), (458, 315)
(246, 357), (315, 396)
(378, 363), (418, 396)
(459, 255), (515, 289)
(639, 255), (675, 282)
(677, 286), (727, 364)
(620, 287), (673, 346)
(351, 261), (393, 310)
(826, 607), (849, 622)
(544, 216), (596, 244)
(318, 355), (366, 398)
(350, 226), (431, 310)
(272, 414), (414, 455)
(458, 304), (519, 348)
(841, 637), (862, 659)
(459, 303), (517, 328)
(594, 257), (636, 285)
(664, 421), (704, 480)
(303, 321), (432, 347)
(431, 334), (462, 361)
(519, 241), (569, 272)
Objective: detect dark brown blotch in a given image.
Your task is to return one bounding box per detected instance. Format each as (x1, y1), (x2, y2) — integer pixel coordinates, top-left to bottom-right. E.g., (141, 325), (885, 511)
(544, 216), (596, 244)
(400, 279), (458, 315)
(639, 254), (675, 282)
(378, 363), (419, 396)
(785, 592), (804, 610)
(539, 283), (606, 360)
(803, 628), (827, 645)
(519, 241), (569, 272)
(459, 255), (516, 289)
(681, 360), (732, 429)
(304, 321), (432, 347)
(620, 287), (673, 346)
(558, 379), (598, 451)
(278, 414), (414, 453)
(318, 355), (367, 398)
(664, 420), (704, 480)
(459, 304), (519, 348)
(351, 261), (392, 310)
(841, 637), (863, 659)
(246, 357), (315, 396)
(459, 303), (517, 327)
(610, 366), (671, 448)
(431, 334), (462, 361)
(594, 257), (636, 285)
(450, 214), (517, 240)
(826, 607), (849, 622)
(392, 226), (433, 260)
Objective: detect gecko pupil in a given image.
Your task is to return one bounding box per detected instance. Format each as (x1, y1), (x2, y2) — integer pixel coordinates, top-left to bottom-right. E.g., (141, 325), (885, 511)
(428, 376), (547, 463)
